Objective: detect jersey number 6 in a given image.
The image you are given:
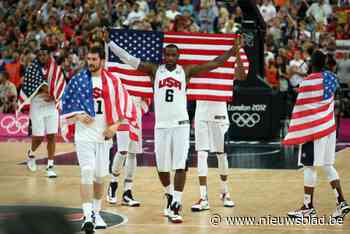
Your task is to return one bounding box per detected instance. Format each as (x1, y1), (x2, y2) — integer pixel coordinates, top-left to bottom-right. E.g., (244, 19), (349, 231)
(165, 89), (174, 102)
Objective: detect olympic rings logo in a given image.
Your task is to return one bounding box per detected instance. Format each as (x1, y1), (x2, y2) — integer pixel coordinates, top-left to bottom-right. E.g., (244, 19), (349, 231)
(0, 115), (29, 135)
(231, 113), (261, 128)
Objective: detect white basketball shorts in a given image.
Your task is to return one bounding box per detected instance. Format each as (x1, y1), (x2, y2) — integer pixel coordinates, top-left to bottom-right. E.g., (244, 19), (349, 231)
(155, 125), (190, 172)
(298, 132), (336, 166)
(75, 141), (112, 178)
(30, 105), (58, 136)
(195, 121), (229, 153)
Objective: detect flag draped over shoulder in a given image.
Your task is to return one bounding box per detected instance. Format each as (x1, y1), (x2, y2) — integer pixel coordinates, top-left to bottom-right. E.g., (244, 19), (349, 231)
(107, 29), (249, 101)
(60, 68), (138, 142)
(17, 58), (65, 112)
(283, 71), (338, 145)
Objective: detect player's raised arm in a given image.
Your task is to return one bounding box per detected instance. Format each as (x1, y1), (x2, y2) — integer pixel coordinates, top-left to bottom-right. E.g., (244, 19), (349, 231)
(184, 37), (246, 82)
(108, 41), (158, 82)
(234, 37), (248, 81)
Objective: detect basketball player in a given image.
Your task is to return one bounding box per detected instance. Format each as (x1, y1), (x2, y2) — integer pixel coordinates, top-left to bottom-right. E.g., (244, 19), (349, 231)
(108, 37), (242, 223)
(61, 46), (133, 233)
(192, 44), (247, 212)
(26, 45), (59, 178)
(287, 51), (350, 219)
(106, 97), (149, 207)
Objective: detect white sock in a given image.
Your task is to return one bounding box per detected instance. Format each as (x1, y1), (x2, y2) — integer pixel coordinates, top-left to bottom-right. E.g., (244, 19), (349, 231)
(82, 202), (93, 219)
(199, 185), (208, 200)
(124, 181), (133, 191)
(47, 160), (54, 168)
(28, 148), (36, 158)
(164, 184), (173, 195)
(93, 199), (102, 214)
(221, 180), (229, 194)
(172, 191), (182, 204)
(333, 188), (340, 203)
(111, 175), (118, 183)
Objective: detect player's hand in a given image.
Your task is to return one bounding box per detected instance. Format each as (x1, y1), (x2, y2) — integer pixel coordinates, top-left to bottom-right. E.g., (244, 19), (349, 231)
(103, 126), (115, 139)
(103, 128), (114, 140)
(103, 121), (121, 139)
(234, 35), (244, 56)
(101, 27), (109, 43)
(77, 114), (94, 125)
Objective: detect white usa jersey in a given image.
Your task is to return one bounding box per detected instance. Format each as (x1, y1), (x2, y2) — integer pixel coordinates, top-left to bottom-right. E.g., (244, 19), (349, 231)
(154, 65), (189, 128)
(75, 76), (111, 143)
(195, 100), (229, 123)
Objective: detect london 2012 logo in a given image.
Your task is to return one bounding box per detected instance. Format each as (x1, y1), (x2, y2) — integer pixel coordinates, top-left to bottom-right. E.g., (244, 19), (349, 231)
(231, 113), (261, 128)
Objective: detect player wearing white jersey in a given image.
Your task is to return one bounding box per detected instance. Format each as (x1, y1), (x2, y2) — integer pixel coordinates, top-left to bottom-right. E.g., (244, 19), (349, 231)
(287, 51), (350, 220)
(26, 45), (59, 178)
(62, 46), (125, 233)
(192, 45), (247, 212)
(107, 95), (147, 207)
(108, 37), (243, 223)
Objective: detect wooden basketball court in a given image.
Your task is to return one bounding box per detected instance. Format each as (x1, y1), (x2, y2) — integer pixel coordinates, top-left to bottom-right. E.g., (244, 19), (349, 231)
(0, 141), (349, 234)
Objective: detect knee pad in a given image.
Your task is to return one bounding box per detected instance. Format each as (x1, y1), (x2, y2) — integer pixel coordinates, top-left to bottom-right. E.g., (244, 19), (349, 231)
(125, 153), (137, 180)
(197, 151), (208, 177)
(81, 166), (94, 185)
(111, 152), (127, 176)
(94, 176), (104, 184)
(322, 165), (339, 182)
(217, 153), (228, 176)
(304, 166), (317, 187)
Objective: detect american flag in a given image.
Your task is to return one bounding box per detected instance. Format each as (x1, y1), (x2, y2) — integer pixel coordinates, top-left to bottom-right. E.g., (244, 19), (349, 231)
(61, 68), (139, 141)
(17, 58), (65, 112)
(283, 71), (338, 145)
(107, 29), (249, 101)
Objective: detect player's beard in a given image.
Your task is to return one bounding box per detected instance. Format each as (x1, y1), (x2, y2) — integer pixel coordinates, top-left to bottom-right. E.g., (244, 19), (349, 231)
(88, 63), (101, 73)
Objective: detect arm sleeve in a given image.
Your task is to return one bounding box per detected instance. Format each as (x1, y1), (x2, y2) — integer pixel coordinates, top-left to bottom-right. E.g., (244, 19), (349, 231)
(108, 41), (141, 69)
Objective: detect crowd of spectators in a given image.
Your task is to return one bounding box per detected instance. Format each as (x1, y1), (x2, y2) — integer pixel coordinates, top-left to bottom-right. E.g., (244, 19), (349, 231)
(0, 0), (349, 115)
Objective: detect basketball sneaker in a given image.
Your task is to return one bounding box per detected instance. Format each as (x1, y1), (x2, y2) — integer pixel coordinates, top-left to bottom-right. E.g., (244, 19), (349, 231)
(81, 213), (95, 234)
(107, 182), (118, 204)
(164, 193), (173, 217)
(26, 151), (37, 172)
(288, 206), (317, 218)
(46, 166), (57, 178)
(169, 202), (183, 223)
(191, 198), (210, 212)
(220, 193), (235, 207)
(122, 190), (140, 207)
(94, 213), (107, 229)
(332, 201), (350, 219)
